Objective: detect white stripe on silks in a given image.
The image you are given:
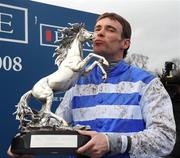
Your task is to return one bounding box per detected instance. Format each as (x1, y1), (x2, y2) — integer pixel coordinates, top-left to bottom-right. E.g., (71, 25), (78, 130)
(72, 105), (142, 121)
(73, 81), (147, 96)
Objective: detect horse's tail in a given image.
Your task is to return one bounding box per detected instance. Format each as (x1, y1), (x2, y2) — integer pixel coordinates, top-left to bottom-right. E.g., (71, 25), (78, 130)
(19, 90), (32, 106)
(14, 90), (33, 120)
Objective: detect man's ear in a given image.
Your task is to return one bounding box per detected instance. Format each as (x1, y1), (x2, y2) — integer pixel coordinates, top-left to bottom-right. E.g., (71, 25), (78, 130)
(123, 39), (131, 49)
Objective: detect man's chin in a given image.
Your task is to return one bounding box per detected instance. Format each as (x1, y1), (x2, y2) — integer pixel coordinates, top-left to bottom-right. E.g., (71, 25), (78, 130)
(93, 48), (105, 55)
(93, 51), (104, 56)
(93, 50), (112, 61)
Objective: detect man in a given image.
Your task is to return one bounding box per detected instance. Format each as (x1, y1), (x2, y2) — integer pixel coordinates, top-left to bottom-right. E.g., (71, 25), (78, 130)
(55, 12), (176, 158)
(8, 12), (176, 158)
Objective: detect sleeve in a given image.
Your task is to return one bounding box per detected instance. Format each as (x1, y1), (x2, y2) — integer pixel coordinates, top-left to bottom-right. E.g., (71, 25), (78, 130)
(106, 78), (176, 157)
(55, 88), (74, 125)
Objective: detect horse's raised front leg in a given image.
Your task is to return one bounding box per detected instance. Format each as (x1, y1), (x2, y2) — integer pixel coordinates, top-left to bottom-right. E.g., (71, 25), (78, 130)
(67, 53), (109, 73)
(84, 61), (108, 80)
(82, 53), (109, 67)
(79, 53), (109, 80)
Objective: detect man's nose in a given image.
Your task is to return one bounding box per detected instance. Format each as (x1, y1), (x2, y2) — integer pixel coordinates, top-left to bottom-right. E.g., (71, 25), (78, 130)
(96, 29), (105, 37)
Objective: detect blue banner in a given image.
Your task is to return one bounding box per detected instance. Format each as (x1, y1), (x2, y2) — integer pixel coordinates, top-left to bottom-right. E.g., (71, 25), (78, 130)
(0, 0), (97, 157)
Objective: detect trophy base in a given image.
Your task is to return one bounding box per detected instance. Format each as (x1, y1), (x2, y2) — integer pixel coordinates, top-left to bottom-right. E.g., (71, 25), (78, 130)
(11, 129), (90, 157)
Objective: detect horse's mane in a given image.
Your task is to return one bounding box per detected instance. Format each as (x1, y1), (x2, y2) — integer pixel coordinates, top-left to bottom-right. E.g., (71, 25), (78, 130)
(54, 23), (85, 66)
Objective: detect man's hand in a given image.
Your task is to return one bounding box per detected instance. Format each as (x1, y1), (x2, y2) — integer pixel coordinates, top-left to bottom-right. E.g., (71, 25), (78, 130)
(7, 146), (34, 158)
(77, 130), (109, 158)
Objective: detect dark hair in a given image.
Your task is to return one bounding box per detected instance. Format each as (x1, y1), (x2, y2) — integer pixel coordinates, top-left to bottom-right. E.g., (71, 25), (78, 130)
(96, 12), (131, 58)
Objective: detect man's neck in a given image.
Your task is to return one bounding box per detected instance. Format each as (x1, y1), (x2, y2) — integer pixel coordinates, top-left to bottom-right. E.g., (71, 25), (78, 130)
(109, 60), (121, 69)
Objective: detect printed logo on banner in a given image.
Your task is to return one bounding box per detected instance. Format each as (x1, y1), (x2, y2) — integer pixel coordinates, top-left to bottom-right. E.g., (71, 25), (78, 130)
(40, 23), (93, 52)
(0, 3), (28, 44)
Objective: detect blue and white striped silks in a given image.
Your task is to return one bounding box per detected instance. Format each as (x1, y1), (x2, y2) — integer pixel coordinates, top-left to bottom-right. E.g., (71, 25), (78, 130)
(70, 60), (155, 134)
(56, 60), (176, 158)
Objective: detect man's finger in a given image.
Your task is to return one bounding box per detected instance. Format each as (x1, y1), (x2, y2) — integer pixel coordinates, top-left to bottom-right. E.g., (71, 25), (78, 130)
(77, 139), (94, 153)
(7, 146), (18, 158)
(77, 130), (96, 137)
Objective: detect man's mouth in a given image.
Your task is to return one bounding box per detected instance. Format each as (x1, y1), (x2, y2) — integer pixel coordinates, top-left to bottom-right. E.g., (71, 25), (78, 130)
(94, 40), (105, 45)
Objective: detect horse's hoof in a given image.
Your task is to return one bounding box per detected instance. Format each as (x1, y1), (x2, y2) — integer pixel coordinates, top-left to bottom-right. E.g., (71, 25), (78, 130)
(102, 76), (107, 80)
(103, 60), (109, 66)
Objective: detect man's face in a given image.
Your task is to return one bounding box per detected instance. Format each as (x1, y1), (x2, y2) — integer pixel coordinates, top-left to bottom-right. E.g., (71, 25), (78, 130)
(93, 17), (130, 61)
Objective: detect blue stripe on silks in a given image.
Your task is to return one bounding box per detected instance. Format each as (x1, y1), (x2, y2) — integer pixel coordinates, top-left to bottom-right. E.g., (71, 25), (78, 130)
(78, 70), (155, 85)
(77, 61), (155, 85)
(73, 118), (145, 133)
(72, 93), (141, 109)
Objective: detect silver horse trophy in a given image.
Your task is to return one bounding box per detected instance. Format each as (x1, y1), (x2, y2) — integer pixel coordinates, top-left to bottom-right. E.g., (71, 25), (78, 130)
(11, 23), (109, 156)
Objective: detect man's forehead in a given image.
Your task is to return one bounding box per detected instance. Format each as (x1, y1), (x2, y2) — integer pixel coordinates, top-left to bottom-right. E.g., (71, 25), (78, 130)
(95, 18), (122, 29)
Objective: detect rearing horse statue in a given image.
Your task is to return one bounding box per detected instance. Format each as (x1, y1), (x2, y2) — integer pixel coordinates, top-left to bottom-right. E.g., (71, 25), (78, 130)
(15, 23), (109, 129)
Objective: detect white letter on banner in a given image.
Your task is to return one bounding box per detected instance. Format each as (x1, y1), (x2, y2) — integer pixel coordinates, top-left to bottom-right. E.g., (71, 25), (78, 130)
(0, 12), (14, 34)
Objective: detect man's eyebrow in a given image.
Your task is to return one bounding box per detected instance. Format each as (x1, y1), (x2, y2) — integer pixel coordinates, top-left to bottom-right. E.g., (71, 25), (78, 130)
(94, 25), (101, 29)
(105, 25), (117, 30)
(94, 24), (117, 30)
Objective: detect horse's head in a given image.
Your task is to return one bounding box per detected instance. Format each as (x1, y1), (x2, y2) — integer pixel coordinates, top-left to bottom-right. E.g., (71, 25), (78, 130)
(55, 23), (93, 47)
(53, 23), (94, 66)
(78, 26), (94, 43)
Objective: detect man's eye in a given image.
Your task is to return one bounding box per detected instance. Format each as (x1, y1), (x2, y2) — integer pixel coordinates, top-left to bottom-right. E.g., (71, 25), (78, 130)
(108, 28), (115, 32)
(94, 28), (101, 32)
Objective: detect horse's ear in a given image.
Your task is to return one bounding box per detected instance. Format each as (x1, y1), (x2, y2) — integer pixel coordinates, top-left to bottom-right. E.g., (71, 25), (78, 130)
(57, 28), (64, 33)
(81, 23), (85, 28)
(68, 23), (73, 27)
